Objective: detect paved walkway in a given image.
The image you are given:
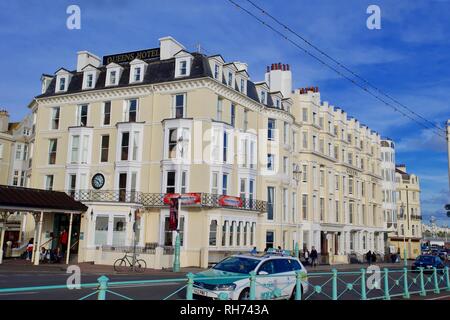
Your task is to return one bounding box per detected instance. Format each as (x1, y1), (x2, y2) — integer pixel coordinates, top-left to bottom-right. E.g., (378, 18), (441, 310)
(0, 257), (412, 276)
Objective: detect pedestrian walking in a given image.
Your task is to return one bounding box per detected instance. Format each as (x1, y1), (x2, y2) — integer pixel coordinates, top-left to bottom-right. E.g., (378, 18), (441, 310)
(371, 251), (377, 264)
(303, 248), (310, 265)
(25, 238), (34, 260)
(366, 250), (372, 265)
(310, 246), (318, 267)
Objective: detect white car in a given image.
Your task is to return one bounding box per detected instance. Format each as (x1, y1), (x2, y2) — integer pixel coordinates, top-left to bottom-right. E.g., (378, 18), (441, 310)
(192, 253), (309, 300)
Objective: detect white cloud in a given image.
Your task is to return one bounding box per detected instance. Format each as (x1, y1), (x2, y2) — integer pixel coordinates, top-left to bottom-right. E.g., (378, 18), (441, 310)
(396, 128), (447, 152)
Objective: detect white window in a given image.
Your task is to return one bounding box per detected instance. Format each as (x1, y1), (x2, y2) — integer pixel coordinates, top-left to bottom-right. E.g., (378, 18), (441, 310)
(15, 144), (22, 160)
(103, 101), (111, 126)
(179, 60), (187, 76)
(173, 94), (185, 118)
(77, 105), (88, 127)
(216, 97), (223, 121)
(110, 70), (117, 85)
(228, 71), (233, 86)
(59, 77), (66, 91)
(86, 74), (93, 88)
(222, 174), (228, 195)
(81, 135), (89, 164)
(124, 99), (138, 122)
(167, 127), (190, 159)
(45, 175), (54, 191)
(240, 78), (245, 92)
(51, 107), (60, 130)
(260, 91), (266, 104)
(134, 67), (141, 82)
(0, 144), (3, 159)
(214, 64), (219, 79)
(71, 135), (79, 163)
(211, 172), (219, 194)
(132, 131), (140, 161)
(12, 170), (19, 186)
(283, 122), (289, 144)
(268, 119), (275, 141)
(283, 156), (288, 174)
(267, 154), (274, 171)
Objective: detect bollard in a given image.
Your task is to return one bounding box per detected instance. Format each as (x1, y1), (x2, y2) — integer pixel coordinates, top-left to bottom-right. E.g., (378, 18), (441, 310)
(383, 268), (390, 300)
(445, 266), (450, 292)
(97, 275), (109, 300)
(249, 271), (256, 300)
(433, 267), (440, 294)
(360, 268), (367, 300)
(403, 267), (410, 299)
(332, 268), (338, 300)
(419, 267), (426, 296)
(186, 273), (194, 300)
(295, 271), (302, 300)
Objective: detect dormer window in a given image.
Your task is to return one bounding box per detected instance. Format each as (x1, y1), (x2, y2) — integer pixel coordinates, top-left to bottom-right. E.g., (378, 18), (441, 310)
(240, 78), (245, 92)
(87, 74), (93, 88)
(110, 71), (117, 85)
(214, 65), (220, 79)
(134, 67), (141, 82)
(59, 78), (66, 91)
(261, 91), (266, 104)
(276, 99), (280, 108)
(179, 60), (187, 76)
(227, 71), (233, 86)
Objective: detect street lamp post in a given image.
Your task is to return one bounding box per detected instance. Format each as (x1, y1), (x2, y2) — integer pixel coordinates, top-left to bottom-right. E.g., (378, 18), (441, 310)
(293, 165), (302, 258)
(173, 195), (181, 272)
(399, 202), (407, 267)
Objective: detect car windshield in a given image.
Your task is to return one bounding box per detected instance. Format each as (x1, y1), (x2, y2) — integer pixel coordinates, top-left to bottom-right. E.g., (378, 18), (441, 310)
(213, 256), (260, 274)
(417, 256), (434, 263)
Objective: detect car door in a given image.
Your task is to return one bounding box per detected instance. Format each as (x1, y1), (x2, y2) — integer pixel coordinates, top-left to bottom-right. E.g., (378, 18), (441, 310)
(255, 259), (277, 300)
(273, 259), (296, 299)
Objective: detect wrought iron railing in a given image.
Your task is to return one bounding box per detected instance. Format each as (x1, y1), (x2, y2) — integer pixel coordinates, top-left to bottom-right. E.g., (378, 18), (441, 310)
(0, 266), (448, 300)
(69, 190), (266, 213)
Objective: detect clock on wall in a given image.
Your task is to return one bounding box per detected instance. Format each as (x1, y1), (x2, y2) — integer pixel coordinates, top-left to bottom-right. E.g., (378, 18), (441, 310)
(91, 173), (105, 190)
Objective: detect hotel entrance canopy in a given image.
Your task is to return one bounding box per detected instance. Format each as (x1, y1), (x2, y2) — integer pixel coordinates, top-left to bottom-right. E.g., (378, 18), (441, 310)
(0, 185), (88, 265)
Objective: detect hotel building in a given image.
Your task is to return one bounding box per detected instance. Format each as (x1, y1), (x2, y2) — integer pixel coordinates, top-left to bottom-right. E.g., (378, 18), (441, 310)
(23, 36), (389, 267)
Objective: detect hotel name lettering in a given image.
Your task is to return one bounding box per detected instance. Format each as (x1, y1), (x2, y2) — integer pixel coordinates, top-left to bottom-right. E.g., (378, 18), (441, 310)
(102, 48), (160, 65)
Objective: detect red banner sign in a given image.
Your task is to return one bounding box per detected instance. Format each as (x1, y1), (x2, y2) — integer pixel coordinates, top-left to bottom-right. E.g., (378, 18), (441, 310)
(163, 193), (201, 205)
(218, 195), (243, 208)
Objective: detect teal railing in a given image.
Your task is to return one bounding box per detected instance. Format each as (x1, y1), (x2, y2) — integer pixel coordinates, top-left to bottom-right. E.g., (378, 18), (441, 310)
(0, 266), (448, 300)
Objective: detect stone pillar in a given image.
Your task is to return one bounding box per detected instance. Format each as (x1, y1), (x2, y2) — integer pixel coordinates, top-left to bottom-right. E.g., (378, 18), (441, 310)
(0, 225), (5, 264)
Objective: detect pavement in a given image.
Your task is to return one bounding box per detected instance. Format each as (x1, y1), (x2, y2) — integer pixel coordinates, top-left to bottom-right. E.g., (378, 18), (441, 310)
(0, 258), (448, 300)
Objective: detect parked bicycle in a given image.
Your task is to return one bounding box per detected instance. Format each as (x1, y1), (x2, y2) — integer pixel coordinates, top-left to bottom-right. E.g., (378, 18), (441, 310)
(113, 252), (147, 273)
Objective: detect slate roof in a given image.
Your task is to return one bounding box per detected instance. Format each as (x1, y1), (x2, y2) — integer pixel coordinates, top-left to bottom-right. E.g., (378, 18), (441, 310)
(0, 185), (88, 212)
(35, 52), (278, 107)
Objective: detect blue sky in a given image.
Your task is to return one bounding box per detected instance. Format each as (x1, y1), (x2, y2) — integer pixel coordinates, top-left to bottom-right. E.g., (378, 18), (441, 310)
(1, 0), (449, 226)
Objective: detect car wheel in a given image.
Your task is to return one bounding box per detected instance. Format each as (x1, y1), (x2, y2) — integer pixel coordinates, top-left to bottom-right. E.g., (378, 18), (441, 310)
(239, 288), (250, 300)
(290, 285), (303, 300)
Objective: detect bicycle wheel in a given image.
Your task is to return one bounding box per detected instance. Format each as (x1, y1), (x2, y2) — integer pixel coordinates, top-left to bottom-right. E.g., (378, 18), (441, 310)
(134, 259), (147, 272)
(114, 258), (129, 273)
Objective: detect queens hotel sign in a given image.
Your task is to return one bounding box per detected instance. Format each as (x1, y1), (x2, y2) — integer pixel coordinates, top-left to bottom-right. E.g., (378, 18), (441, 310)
(102, 48), (160, 65)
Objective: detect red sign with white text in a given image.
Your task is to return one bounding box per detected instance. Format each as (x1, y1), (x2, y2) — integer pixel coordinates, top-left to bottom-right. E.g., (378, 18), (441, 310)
(163, 193), (201, 205)
(218, 195), (243, 208)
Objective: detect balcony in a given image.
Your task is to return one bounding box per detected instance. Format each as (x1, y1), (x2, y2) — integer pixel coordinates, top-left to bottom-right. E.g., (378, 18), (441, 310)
(69, 190), (266, 213)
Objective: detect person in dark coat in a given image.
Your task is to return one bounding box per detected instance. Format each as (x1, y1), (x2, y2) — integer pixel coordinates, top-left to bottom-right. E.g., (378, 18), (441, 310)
(366, 250), (372, 265)
(371, 251), (377, 263)
(310, 246), (318, 267)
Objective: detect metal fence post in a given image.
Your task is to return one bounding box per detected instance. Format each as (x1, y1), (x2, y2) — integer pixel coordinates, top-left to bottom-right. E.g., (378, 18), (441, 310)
(383, 268), (390, 300)
(186, 273), (194, 300)
(249, 271), (256, 300)
(332, 268), (338, 300)
(433, 267), (440, 294)
(295, 271), (302, 300)
(419, 267), (426, 296)
(360, 268), (367, 300)
(403, 267), (410, 299)
(445, 266), (450, 292)
(97, 275), (109, 300)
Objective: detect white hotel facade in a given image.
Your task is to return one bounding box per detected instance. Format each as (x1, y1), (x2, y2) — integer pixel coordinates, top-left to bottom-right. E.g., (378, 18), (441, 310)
(17, 36), (391, 267)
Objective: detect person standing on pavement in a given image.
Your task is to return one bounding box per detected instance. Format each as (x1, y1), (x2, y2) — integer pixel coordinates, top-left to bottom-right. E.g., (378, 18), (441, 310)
(371, 251), (377, 264)
(59, 229), (68, 258)
(366, 250), (372, 265)
(310, 246), (318, 267)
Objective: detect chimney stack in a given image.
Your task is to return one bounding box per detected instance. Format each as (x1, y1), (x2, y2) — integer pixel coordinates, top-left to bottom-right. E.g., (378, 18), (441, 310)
(264, 62), (292, 98)
(0, 109), (10, 133)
